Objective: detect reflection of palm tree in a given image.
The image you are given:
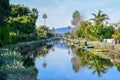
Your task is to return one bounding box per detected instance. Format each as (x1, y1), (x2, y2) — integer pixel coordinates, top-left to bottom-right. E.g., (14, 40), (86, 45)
(75, 49), (113, 77)
(52, 47), (55, 52)
(71, 56), (80, 72)
(68, 50), (70, 54)
(90, 57), (108, 77)
(71, 50), (81, 72)
(42, 54), (47, 68)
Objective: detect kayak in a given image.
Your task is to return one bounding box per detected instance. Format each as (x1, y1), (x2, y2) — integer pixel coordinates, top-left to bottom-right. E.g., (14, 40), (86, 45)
(92, 49), (109, 52)
(84, 46), (94, 49)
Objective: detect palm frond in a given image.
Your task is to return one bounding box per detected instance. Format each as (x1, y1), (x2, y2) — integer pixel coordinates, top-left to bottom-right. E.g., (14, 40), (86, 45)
(92, 13), (97, 18)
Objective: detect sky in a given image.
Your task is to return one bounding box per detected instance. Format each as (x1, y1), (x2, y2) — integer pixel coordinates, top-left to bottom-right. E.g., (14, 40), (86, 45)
(10, 0), (120, 29)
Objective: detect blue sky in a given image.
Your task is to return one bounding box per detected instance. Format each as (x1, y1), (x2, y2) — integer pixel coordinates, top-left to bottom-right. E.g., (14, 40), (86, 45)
(10, 0), (120, 28)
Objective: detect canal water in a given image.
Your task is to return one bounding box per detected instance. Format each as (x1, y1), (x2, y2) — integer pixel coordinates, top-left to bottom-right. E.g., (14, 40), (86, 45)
(35, 43), (120, 80)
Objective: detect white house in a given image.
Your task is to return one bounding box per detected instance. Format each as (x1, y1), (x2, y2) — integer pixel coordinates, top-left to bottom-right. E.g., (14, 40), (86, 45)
(112, 21), (120, 30)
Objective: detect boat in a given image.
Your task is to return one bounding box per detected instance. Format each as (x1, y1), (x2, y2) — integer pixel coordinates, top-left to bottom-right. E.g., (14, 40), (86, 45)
(84, 46), (94, 49)
(92, 49), (109, 52)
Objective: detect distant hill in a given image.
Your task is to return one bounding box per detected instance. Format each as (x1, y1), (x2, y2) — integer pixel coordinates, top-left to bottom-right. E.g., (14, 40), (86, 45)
(55, 27), (72, 34)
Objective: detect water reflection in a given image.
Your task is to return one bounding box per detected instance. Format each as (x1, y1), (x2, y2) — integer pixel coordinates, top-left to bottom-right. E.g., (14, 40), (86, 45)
(75, 48), (113, 76)
(42, 53), (47, 68)
(68, 50), (70, 54)
(21, 44), (53, 69)
(52, 47), (55, 52)
(71, 55), (80, 72)
(76, 48), (120, 77)
(22, 55), (35, 68)
(35, 43), (120, 80)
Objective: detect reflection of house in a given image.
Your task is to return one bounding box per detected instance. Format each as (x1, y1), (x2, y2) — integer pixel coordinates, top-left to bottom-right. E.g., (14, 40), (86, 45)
(112, 22), (120, 31)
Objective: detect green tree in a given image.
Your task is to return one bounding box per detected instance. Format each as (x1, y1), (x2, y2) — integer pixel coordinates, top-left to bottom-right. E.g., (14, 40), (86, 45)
(30, 8), (38, 22)
(118, 28), (120, 40)
(0, 0), (10, 45)
(10, 4), (30, 17)
(36, 26), (54, 39)
(0, 0), (10, 26)
(75, 21), (92, 38)
(8, 4), (38, 42)
(90, 10), (109, 25)
(0, 25), (11, 45)
(98, 25), (114, 39)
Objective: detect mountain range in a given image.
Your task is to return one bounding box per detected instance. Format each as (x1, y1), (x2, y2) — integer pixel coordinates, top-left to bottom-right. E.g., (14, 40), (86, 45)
(55, 27), (72, 34)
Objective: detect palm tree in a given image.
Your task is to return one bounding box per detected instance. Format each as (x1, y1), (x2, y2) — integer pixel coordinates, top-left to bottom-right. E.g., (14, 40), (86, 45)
(42, 13), (47, 26)
(71, 11), (81, 28)
(90, 10), (109, 25)
(71, 11), (83, 34)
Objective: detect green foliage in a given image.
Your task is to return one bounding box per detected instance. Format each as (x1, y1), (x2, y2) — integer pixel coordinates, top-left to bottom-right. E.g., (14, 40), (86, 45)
(74, 10), (114, 40)
(98, 25), (114, 39)
(36, 26), (54, 39)
(75, 49), (113, 76)
(75, 21), (92, 38)
(7, 4), (38, 42)
(64, 32), (73, 39)
(112, 28), (120, 40)
(10, 4), (29, 17)
(118, 28), (120, 40)
(8, 15), (35, 34)
(90, 10), (109, 25)
(9, 31), (17, 44)
(8, 4), (38, 34)
(0, 0), (10, 26)
(0, 3), (39, 45)
(31, 8), (38, 21)
(75, 21), (114, 40)
(0, 49), (37, 80)
(75, 28), (82, 37)
(0, 25), (10, 45)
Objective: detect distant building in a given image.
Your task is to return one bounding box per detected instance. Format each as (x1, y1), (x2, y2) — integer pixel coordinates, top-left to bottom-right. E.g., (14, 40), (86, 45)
(112, 21), (120, 30)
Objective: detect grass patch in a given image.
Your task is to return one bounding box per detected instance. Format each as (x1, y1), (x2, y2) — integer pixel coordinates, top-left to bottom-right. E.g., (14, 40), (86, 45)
(0, 49), (37, 80)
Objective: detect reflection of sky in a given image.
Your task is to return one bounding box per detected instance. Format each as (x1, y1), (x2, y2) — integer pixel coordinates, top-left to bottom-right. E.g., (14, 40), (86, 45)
(35, 44), (120, 80)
